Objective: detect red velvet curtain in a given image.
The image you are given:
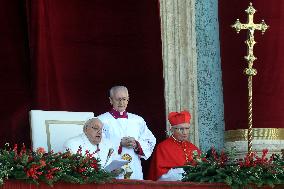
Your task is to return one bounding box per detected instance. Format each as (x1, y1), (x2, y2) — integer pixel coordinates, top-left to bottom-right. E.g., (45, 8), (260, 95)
(0, 1), (32, 145)
(0, 0), (166, 155)
(219, 0), (284, 130)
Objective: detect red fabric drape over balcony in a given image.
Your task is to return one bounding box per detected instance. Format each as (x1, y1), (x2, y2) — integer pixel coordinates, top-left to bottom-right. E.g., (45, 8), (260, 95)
(0, 180), (231, 189)
(2, 180), (282, 189)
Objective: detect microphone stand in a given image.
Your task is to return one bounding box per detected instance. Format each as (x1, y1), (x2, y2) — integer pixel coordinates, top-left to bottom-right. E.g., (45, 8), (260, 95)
(104, 148), (114, 168)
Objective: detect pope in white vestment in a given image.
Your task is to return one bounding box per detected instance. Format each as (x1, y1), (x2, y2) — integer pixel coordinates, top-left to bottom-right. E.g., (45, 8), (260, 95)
(63, 133), (116, 168)
(98, 86), (156, 180)
(62, 118), (118, 169)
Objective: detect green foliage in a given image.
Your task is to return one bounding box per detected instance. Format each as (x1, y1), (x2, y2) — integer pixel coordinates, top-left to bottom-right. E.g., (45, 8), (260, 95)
(0, 143), (115, 186)
(182, 148), (284, 189)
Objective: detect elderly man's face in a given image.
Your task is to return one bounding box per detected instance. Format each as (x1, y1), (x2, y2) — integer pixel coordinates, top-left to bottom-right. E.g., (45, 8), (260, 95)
(171, 123), (190, 141)
(85, 119), (103, 145)
(109, 89), (129, 112)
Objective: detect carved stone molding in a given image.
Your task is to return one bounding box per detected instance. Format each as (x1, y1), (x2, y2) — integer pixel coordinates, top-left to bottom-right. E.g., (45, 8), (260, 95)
(225, 128), (284, 158)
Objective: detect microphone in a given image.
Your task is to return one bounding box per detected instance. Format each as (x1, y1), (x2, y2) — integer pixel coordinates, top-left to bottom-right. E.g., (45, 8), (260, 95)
(104, 148), (114, 167)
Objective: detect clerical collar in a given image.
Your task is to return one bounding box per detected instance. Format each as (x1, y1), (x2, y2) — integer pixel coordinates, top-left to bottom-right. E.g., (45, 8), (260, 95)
(109, 108), (128, 119)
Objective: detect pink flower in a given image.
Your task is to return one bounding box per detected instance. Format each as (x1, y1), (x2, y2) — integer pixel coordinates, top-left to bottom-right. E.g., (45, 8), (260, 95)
(36, 147), (46, 154)
(39, 160), (46, 167)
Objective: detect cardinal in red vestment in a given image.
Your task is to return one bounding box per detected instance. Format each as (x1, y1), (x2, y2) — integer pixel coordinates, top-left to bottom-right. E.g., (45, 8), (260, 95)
(148, 110), (201, 181)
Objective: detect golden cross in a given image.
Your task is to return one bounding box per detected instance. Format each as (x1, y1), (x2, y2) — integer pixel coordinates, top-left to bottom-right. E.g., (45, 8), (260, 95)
(232, 2), (269, 74)
(231, 2), (269, 154)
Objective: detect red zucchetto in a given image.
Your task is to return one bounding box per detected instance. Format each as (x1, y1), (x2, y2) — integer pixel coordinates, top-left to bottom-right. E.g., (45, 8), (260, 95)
(168, 110), (191, 126)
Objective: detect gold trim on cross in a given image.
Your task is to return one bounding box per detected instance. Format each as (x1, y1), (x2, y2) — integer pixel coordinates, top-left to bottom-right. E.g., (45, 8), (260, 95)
(232, 2), (269, 73)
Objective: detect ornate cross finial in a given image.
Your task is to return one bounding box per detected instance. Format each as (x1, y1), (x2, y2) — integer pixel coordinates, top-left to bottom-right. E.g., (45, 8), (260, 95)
(231, 2), (269, 154)
(232, 2), (269, 75)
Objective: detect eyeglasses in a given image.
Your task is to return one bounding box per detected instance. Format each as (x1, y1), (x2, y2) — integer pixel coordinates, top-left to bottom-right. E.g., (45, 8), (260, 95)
(173, 128), (190, 132)
(90, 126), (102, 132)
(112, 97), (129, 102)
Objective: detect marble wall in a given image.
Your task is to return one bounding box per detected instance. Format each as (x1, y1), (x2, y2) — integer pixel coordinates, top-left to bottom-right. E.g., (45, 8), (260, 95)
(195, 0), (224, 151)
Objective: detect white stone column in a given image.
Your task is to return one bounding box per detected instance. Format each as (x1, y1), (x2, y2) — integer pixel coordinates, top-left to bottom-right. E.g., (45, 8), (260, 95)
(159, 0), (199, 145)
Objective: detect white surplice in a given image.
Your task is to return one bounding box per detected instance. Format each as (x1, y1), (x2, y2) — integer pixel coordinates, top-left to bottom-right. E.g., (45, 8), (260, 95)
(98, 112), (156, 180)
(63, 133), (117, 168)
(158, 168), (184, 181)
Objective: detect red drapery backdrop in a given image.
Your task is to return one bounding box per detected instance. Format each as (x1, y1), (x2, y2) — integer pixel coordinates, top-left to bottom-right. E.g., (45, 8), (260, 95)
(219, 0), (284, 130)
(0, 1), (32, 144)
(0, 0), (166, 176)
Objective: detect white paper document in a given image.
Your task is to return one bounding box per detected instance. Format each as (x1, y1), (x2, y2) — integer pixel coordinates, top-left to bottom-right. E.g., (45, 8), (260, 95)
(104, 159), (130, 172)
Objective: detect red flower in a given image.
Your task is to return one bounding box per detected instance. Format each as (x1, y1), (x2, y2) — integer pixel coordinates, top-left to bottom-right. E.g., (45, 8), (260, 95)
(45, 173), (54, 180)
(13, 144), (18, 152)
(45, 167), (59, 180)
(26, 164), (43, 179)
(201, 157), (208, 162)
(189, 160), (198, 166)
(76, 146), (83, 155)
(19, 143), (26, 157)
(78, 168), (87, 173)
(13, 144), (18, 160)
(262, 149), (268, 157)
(28, 156), (34, 162)
(90, 162), (98, 170)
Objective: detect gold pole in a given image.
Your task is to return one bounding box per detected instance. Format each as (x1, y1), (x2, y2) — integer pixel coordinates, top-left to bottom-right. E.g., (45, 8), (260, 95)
(248, 75), (253, 153)
(231, 2), (268, 154)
